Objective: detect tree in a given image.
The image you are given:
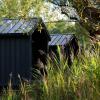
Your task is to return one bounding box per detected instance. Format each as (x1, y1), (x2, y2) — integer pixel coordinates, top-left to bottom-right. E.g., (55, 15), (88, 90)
(48, 0), (100, 41)
(0, 0), (44, 18)
(0, 0), (99, 41)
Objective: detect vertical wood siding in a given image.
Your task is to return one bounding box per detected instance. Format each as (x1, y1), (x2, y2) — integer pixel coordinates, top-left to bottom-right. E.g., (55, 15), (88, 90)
(0, 37), (32, 86)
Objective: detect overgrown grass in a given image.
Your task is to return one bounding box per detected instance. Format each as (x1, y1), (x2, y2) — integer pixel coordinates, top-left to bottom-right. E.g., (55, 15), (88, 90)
(41, 45), (100, 100)
(0, 44), (100, 100)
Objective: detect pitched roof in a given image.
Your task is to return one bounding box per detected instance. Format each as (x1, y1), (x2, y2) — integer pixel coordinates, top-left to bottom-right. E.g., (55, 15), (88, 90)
(49, 34), (74, 46)
(0, 18), (41, 34)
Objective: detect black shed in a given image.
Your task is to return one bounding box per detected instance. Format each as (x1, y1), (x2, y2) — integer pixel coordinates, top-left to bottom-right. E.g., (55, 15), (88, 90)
(0, 18), (50, 87)
(49, 34), (79, 66)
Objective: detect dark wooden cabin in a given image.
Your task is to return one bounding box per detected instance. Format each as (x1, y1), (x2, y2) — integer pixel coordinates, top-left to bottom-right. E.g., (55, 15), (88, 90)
(0, 18), (50, 87)
(49, 34), (79, 66)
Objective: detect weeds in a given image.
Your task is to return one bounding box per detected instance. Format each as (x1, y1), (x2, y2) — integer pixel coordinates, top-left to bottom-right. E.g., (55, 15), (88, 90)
(0, 44), (100, 100)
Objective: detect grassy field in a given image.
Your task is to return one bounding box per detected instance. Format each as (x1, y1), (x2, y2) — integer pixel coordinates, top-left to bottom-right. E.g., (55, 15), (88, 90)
(0, 23), (100, 100)
(1, 43), (100, 100)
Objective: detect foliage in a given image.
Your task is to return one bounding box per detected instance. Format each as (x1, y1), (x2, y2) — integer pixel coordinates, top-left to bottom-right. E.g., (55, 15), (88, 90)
(1, 43), (100, 100)
(46, 21), (90, 47)
(0, 0), (44, 18)
(48, 0), (100, 37)
(71, 0), (100, 31)
(0, 1), (100, 100)
(46, 21), (75, 34)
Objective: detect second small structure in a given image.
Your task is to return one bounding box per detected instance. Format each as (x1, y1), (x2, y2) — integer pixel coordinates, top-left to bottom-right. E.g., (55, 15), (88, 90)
(49, 34), (79, 66)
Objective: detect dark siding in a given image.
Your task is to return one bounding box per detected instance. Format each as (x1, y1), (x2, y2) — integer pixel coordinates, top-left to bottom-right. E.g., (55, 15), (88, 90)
(0, 36), (32, 86)
(0, 18), (50, 86)
(32, 29), (49, 70)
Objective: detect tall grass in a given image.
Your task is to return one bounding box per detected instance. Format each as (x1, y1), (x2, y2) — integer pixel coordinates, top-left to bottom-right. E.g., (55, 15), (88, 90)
(0, 45), (100, 100)
(40, 45), (100, 100)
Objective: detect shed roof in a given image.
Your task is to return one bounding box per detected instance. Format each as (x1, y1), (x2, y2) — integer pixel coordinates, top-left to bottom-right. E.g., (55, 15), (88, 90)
(49, 34), (75, 46)
(0, 18), (47, 34)
(0, 18), (51, 40)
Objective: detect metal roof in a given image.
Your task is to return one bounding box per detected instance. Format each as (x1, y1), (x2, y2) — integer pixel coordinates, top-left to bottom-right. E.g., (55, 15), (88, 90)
(49, 34), (74, 46)
(0, 18), (39, 34)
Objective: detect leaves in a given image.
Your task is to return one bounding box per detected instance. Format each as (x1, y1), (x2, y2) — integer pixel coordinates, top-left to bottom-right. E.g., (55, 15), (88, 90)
(0, 0), (44, 18)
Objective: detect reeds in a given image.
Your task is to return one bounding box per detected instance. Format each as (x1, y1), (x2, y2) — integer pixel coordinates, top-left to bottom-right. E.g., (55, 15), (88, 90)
(1, 44), (100, 100)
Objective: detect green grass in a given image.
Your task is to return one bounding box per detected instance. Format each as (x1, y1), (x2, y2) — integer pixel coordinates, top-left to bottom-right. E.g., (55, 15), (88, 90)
(0, 23), (100, 99)
(1, 44), (100, 100)
(41, 46), (100, 100)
